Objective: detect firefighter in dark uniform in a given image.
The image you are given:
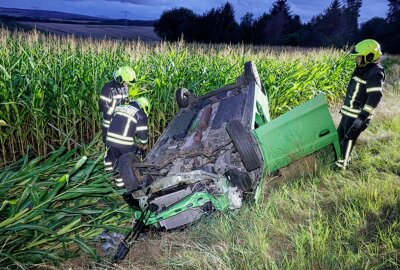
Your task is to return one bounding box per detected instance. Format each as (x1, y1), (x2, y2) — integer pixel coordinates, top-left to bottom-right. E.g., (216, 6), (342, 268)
(99, 66), (136, 173)
(105, 97), (150, 188)
(336, 39), (385, 169)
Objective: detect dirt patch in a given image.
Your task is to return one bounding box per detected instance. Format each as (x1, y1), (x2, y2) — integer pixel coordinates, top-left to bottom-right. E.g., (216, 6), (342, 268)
(59, 255), (93, 270)
(360, 198), (400, 244)
(260, 154), (318, 197)
(73, 231), (190, 270)
(280, 154), (317, 180)
(116, 233), (169, 270)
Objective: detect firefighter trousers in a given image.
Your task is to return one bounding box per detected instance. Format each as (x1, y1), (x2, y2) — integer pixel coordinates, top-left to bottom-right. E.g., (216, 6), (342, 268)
(337, 115), (370, 160)
(102, 126), (108, 143)
(104, 145), (137, 188)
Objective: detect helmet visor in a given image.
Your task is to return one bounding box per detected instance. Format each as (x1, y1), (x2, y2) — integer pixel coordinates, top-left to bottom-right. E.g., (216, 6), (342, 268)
(126, 78), (136, 85)
(350, 47), (362, 56)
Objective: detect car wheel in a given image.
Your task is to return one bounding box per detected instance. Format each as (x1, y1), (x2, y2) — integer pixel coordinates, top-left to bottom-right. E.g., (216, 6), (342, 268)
(225, 168), (253, 192)
(175, 88), (194, 108)
(118, 152), (141, 192)
(226, 119), (261, 171)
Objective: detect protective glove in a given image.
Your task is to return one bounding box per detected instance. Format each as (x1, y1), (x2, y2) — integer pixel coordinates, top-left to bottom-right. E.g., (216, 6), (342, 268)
(135, 147), (146, 160)
(353, 117), (364, 130)
(346, 111), (368, 140)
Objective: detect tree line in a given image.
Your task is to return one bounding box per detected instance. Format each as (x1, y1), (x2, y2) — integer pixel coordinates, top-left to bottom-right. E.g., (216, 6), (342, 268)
(154, 0), (400, 53)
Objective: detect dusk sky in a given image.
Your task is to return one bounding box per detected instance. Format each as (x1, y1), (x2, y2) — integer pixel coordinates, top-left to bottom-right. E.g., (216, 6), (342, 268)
(0, 0), (389, 23)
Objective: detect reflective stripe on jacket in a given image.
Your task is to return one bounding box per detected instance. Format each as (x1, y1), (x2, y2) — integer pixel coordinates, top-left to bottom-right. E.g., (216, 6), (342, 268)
(105, 103), (148, 148)
(99, 80), (129, 128)
(340, 63), (385, 119)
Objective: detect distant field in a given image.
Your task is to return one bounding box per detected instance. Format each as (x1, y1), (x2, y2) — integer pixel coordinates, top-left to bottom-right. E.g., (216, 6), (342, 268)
(22, 22), (160, 41)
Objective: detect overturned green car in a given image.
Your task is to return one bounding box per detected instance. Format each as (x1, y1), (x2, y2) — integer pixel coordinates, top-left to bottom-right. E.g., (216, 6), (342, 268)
(113, 61), (341, 261)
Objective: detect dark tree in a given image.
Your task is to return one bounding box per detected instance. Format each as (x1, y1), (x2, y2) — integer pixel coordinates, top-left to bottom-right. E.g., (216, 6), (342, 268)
(196, 8), (217, 42)
(154, 8), (197, 41)
(266, 0), (292, 45)
(196, 2), (239, 43)
(356, 0), (399, 54)
(266, 13), (287, 44)
(253, 13), (271, 44)
(309, 0), (347, 46)
(387, 0), (400, 24)
(270, 0), (292, 17)
(383, 0), (400, 53)
(359, 17), (387, 40)
(253, 0), (301, 45)
(343, 0), (363, 43)
(317, 0), (343, 35)
(240, 12), (256, 43)
(218, 2), (240, 42)
(152, 0), (399, 53)
(285, 15), (302, 45)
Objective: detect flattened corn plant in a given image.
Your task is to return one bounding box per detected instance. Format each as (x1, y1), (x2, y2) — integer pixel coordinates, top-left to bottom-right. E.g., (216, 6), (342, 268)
(0, 29), (354, 165)
(0, 146), (132, 268)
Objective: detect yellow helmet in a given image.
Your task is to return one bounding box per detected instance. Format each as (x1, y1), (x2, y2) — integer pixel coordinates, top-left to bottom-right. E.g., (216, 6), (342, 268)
(113, 66), (136, 85)
(350, 39), (382, 64)
(136, 97), (151, 116)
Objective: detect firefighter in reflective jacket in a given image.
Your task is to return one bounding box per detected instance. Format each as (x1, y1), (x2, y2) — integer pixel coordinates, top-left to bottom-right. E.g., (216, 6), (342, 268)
(99, 66), (136, 142)
(104, 97), (150, 188)
(100, 66), (136, 175)
(336, 39), (385, 169)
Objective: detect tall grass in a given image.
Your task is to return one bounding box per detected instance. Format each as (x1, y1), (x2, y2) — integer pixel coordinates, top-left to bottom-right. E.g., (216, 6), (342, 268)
(0, 29), (354, 166)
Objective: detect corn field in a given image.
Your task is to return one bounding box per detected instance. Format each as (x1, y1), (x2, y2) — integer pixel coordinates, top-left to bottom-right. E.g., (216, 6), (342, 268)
(0, 29), (354, 166)
(0, 28), (357, 268)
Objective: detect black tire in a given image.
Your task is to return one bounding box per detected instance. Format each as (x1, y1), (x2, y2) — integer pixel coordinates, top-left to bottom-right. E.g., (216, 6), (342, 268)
(225, 168), (253, 192)
(226, 119), (261, 171)
(118, 153), (141, 192)
(175, 88), (193, 108)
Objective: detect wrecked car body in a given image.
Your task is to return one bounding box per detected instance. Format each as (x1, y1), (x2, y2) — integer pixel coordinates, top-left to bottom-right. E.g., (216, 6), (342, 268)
(118, 61), (341, 230)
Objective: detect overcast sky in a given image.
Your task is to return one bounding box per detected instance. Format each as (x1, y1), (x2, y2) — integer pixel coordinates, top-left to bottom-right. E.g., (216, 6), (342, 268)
(0, 0), (389, 23)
